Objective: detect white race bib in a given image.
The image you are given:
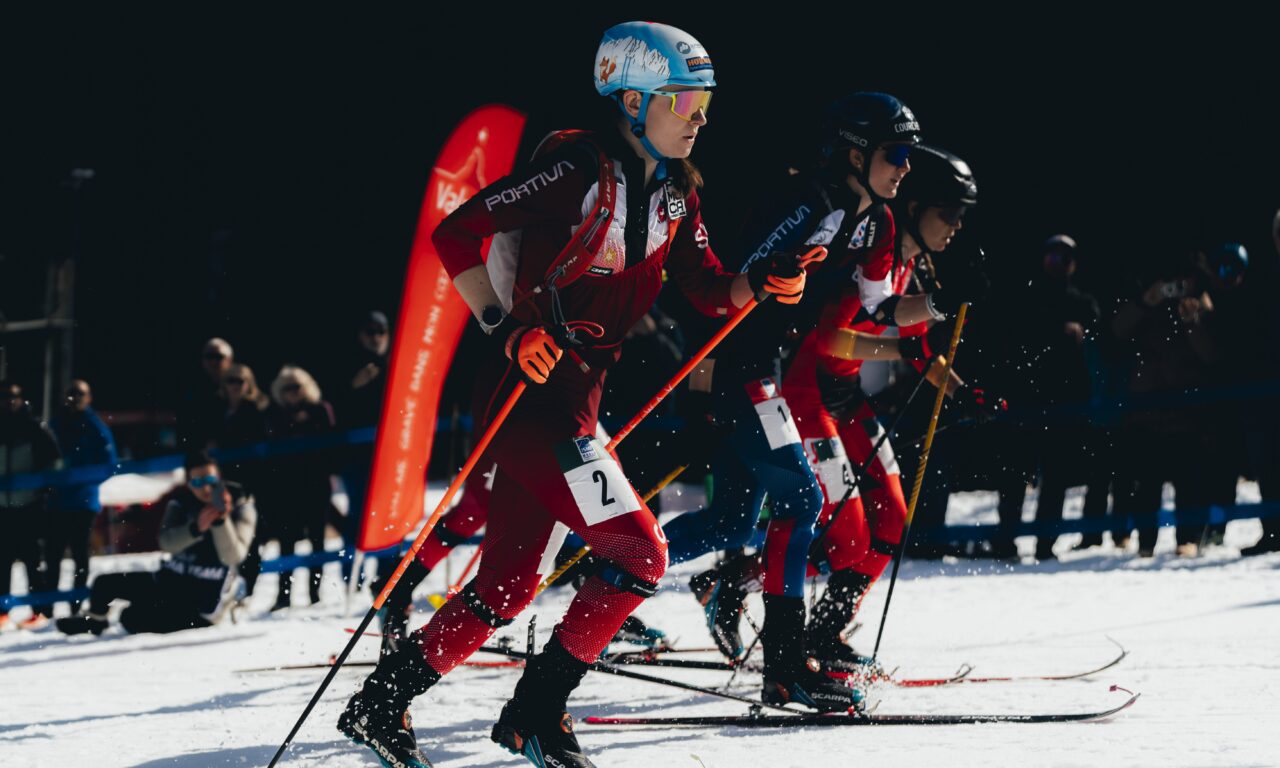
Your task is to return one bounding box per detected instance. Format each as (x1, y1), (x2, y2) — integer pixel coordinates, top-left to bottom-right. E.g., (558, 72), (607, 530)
(753, 396), (802, 450)
(806, 437), (859, 502)
(558, 436), (642, 526)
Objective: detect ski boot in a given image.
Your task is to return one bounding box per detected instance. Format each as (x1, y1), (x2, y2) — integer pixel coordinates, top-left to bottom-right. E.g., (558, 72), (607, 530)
(491, 636), (596, 768)
(56, 613), (109, 636)
(761, 594), (865, 713)
(338, 637), (440, 768)
(688, 552), (760, 660)
(610, 615), (670, 650)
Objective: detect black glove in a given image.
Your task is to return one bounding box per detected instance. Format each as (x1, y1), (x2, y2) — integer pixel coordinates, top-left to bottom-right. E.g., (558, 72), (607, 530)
(816, 369), (865, 421)
(897, 320), (957, 361)
(951, 385), (1008, 422)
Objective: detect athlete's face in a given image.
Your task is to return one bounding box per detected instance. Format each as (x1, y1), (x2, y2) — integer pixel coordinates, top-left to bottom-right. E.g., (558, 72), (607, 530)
(868, 143), (911, 199)
(918, 204), (965, 253)
(623, 85), (708, 159)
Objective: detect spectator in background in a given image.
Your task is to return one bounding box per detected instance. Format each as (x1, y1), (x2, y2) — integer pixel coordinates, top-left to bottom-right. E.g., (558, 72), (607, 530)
(1, 379), (63, 629)
(177, 338), (234, 450)
(1111, 248), (1231, 557)
(212, 362), (270, 475)
(334, 310), (391, 432)
(56, 451), (255, 636)
(47, 380), (118, 614)
(1242, 215), (1280, 554)
(1202, 227), (1280, 556)
(332, 311), (392, 583)
(1015, 235), (1110, 559)
(263, 365), (337, 610)
(211, 362), (271, 600)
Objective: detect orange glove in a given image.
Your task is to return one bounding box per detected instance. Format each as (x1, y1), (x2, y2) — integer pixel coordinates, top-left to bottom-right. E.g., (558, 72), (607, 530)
(746, 246), (827, 304)
(505, 325), (563, 384)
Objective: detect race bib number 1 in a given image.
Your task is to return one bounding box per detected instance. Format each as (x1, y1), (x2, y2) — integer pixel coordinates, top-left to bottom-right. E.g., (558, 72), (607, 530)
(744, 378), (802, 451)
(555, 436), (642, 526)
(754, 397), (802, 450)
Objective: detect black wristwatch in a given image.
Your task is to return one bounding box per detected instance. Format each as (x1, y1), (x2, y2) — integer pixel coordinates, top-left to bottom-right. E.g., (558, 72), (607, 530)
(479, 304), (507, 335)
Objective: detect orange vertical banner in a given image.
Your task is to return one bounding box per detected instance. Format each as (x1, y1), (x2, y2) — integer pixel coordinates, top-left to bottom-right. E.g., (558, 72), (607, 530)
(357, 105), (526, 552)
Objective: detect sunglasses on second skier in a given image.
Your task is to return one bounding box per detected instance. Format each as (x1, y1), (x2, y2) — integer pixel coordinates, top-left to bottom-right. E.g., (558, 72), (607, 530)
(881, 143), (912, 168)
(643, 89), (712, 121)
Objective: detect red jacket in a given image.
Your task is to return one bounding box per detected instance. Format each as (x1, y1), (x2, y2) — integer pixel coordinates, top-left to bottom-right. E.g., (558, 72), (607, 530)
(432, 133), (736, 369)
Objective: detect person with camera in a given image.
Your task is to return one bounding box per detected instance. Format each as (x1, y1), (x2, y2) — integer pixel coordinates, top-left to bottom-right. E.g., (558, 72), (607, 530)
(56, 451), (256, 636)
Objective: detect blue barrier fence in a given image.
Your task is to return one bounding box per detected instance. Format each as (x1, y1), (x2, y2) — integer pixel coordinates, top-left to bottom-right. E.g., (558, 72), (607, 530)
(4, 502), (1275, 611)
(4, 379), (1278, 494)
(4, 381), (1277, 611)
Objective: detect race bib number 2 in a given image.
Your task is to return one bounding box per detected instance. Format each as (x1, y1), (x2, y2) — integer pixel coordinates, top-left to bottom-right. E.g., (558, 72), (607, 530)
(556, 436), (642, 526)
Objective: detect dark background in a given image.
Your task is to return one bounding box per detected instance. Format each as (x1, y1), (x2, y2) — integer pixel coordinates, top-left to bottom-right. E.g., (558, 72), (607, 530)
(3, 8), (1277, 414)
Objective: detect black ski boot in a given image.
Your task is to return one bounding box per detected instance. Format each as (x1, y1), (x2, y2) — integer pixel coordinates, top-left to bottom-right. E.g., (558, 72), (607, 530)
(491, 636), (596, 768)
(688, 552), (759, 660)
(806, 570), (881, 677)
(338, 636), (440, 768)
(56, 613), (109, 636)
(611, 615), (670, 649)
(760, 594), (864, 713)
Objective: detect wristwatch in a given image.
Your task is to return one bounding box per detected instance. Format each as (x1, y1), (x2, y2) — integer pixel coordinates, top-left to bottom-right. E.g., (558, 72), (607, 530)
(479, 305), (507, 335)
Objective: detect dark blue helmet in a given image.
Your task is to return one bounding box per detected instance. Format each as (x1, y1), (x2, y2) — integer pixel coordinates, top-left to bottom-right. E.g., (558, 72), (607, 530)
(821, 92), (922, 160)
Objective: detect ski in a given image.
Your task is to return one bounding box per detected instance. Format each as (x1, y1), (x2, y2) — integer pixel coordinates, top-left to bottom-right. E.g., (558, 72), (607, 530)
(607, 638), (1127, 688)
(583, 687), (1140, 727)
(890, 637), (1129, 687)
(478, 644), (803, 715)
(234, 657), (521, 674)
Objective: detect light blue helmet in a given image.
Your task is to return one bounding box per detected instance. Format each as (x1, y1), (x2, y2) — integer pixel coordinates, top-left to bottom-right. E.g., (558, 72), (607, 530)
(594, 21), (716, 162)
(594, 21), (716, 96)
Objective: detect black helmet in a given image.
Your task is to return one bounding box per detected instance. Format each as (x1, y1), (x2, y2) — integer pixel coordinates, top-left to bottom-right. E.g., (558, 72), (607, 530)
(900, 144), (978, 208)
(821, 92), (922, 160)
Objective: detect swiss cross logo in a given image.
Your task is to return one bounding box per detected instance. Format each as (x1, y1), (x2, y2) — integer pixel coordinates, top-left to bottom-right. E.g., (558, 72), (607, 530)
(599, 58), (617, 84)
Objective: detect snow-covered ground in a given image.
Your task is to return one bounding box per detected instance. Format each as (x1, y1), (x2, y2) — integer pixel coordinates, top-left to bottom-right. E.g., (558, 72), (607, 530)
(3, 485), (1278, 768)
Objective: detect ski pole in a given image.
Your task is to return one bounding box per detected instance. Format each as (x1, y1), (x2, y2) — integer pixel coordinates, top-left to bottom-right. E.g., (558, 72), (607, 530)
(605, 242), (827, 452)
(813, 369), (933, 544)
(605, 296), (762, 452)
(267, 381), (528, 768)
(870, 304), (968, 662)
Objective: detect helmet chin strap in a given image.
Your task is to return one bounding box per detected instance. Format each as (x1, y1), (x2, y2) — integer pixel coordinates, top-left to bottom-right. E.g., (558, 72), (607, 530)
(619, 93), (670, 177)
(854, 156), (889, 208)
